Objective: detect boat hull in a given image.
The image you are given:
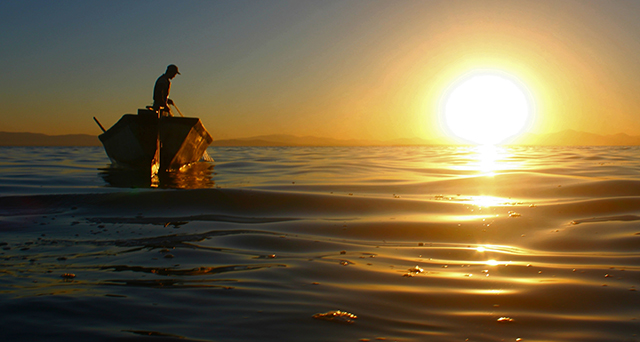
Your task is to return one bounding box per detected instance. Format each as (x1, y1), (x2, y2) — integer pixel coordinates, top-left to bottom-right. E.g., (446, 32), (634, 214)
(159, 116), (213, 171)
(98, 110), (212, 175)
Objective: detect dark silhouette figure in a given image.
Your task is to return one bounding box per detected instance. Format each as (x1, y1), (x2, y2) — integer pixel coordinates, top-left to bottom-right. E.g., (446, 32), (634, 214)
(153, 64), (180, 116)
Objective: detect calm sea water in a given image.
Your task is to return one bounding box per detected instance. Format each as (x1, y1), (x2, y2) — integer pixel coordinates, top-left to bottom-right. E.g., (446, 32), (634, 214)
(0, 146), (639, 341)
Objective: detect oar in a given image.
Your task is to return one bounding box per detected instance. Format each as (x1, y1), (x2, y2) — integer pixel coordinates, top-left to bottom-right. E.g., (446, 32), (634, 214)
(93, 117), (106, 133)
(170, 103), (185, 117)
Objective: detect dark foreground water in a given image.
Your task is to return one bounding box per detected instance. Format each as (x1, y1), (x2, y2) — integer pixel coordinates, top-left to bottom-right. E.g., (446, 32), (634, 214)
(0, 146), (639, 341)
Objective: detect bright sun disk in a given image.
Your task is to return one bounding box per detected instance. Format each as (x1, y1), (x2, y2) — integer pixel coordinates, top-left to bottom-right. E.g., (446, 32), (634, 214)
(442, 73), (532, 145)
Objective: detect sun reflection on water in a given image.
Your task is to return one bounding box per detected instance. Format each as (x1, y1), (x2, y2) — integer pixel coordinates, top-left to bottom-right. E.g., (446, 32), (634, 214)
(486, 259), (500, 266)
(470, 195), (504, 207)
(475, 144), (503, 175)
(451, 144), (521, 175)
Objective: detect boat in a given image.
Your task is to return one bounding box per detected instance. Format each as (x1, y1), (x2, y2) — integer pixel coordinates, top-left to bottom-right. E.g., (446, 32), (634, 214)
(96, 108), (213, 175)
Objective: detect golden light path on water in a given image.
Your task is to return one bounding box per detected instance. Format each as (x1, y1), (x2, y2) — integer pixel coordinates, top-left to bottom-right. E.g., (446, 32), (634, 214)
(446, 145), (520, 176)
(426, 145), (540, 273)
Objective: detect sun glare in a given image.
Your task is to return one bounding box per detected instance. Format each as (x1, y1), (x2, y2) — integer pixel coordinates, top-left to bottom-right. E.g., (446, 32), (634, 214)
(442, 72), (533, 145)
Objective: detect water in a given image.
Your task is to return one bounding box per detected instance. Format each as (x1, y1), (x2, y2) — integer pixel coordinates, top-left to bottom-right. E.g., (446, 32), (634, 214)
(0, 146), (639, 341)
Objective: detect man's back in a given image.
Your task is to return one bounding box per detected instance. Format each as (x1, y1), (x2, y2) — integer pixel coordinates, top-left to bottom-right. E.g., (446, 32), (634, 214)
(153, 74), (171, 110)
(152, 65), (180, 111)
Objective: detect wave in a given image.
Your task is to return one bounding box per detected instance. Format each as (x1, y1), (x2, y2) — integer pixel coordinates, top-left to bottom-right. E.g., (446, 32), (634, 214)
(1, 147), (639, 341)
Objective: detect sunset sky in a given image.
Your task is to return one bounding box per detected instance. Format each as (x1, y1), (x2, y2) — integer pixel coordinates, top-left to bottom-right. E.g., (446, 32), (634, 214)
(2, 0), (640, 143)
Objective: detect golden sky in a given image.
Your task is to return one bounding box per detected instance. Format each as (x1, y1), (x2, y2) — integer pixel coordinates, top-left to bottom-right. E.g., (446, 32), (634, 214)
(2, 1), (640, 142)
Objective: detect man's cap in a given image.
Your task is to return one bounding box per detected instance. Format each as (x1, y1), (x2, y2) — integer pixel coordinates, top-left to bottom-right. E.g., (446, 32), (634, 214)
(166, 64), (180, 75)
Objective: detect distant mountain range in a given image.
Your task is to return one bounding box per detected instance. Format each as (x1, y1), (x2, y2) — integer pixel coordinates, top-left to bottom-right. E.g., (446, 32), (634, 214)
(512, 130), (640, 146)
(210, 134), (436, 146)
(0, 132), (101, 146)
(3, 130), (640, 147)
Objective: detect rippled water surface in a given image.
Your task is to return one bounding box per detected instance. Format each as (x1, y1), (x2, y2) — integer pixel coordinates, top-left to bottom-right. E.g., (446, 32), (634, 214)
(0, 146), (639, 341)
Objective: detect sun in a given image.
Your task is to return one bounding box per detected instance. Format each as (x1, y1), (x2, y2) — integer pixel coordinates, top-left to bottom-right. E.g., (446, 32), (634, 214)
(441, 72), (533, 145)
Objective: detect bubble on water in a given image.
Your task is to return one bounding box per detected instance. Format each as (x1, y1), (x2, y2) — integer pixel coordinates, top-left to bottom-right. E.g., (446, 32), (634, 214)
(403, 265), (424, 277)
(312, 310), (357, 324)
(256, 254), (276, 259)
(408, 265), (423, 273)
(497, 317), (514, 323)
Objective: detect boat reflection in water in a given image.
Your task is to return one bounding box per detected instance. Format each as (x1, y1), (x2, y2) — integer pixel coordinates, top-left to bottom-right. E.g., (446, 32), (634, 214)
(100, 161), (215, 189)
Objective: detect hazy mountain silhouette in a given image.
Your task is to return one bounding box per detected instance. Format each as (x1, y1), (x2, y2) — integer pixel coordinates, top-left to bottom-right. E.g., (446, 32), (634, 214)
(513, 130), (640, 146)
(0, 132), (100, 146)
(213, 131), (640, 146)
(3, 130), (640, 147)
(211, 134), (435, 146)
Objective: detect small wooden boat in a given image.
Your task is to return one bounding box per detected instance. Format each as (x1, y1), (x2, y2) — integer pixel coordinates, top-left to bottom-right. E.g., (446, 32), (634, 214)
(97, 109), (213, 175)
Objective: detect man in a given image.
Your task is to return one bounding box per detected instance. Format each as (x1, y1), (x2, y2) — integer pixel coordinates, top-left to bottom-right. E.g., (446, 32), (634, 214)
(153, 64), (180, 116)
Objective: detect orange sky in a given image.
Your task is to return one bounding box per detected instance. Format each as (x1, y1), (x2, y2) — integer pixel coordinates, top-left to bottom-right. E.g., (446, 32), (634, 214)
(3, 1), (640, 142)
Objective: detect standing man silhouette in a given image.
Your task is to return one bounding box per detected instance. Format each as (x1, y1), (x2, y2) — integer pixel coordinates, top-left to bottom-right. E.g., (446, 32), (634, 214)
(153, 64), (180, 116)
